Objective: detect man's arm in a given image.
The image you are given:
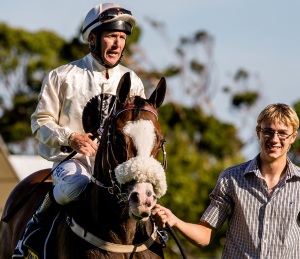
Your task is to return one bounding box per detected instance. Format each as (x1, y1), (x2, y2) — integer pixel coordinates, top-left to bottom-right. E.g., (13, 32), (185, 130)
(152, 204), (217, 247)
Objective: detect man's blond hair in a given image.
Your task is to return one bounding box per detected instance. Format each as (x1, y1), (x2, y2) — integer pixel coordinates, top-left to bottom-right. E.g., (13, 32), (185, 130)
(256, 103), (299, 133)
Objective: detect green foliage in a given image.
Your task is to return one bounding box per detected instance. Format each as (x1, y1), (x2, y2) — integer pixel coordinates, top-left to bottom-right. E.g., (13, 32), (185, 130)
(190, 59), (205, 74)
(223, 67), (260, 116)
(0, 23), (66, 66)
(0, 22), (81, 144)
(59, 38), (89, 62)
(125, 26), (141, 54)
(141, 66), (181, 79)
(234, 69), (249, 81)
(232, 91), (259, 108)
(180, 30), (212, 45)
(159, 103), (243, 159)
(0, 94), (37, 142)
(0, 22), (68, 99)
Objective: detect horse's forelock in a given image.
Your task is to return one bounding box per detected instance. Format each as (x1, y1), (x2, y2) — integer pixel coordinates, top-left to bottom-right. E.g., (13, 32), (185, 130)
(124, 96), (148, 120)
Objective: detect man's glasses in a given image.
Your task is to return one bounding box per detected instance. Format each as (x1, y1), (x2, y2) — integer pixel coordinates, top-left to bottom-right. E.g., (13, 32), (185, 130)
(99, 8), (132, 22)
(259, 128), (294, 141)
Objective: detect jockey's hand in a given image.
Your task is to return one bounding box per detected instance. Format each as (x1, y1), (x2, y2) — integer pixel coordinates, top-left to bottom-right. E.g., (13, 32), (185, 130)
(69, 133), (98, 156)
(152, 204), (178, 229)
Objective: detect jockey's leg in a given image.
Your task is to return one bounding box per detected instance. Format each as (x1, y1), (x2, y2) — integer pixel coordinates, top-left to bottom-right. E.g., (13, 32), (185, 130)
(12, 158), (92, 258)
(12, 187), (60, 258)
(51, 158), (92, 205)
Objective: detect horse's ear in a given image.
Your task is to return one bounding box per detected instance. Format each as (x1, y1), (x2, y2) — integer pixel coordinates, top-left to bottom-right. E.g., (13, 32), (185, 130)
(116, 72), (131, 104)
(148, 77), (166, 109)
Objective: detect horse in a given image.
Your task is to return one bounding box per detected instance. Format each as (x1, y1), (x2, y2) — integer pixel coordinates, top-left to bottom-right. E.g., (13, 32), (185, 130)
(0, 72), (168, 259)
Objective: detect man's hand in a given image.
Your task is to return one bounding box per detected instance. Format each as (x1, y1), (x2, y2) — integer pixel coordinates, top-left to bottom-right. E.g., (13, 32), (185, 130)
(152, 204), (179, 229)
(69, 133), (98, 156)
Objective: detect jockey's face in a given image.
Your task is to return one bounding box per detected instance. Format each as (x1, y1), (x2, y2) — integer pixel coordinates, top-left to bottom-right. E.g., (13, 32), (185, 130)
(100, 31), (127, 67)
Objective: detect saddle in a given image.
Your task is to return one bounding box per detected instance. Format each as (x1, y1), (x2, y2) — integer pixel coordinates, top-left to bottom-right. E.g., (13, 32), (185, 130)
(23, 212), (62, 259)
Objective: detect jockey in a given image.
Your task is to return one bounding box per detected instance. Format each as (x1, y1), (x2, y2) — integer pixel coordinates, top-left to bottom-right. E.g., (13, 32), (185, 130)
(13, 3), (145, 258)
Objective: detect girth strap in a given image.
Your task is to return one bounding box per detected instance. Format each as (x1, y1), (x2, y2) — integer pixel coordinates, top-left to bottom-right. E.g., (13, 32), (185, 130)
(67, 216), (158, 253)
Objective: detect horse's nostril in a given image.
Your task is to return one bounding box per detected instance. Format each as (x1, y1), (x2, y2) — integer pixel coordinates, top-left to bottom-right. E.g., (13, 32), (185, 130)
(141, 212), (149, 218)
(130, 192), (139, 203)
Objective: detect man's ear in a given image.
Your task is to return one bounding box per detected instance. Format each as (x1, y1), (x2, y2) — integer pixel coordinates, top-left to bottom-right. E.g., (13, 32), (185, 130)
(290, 131), (298, 143)
(88, 33), (96, 46)
(256, 126), (260, 140)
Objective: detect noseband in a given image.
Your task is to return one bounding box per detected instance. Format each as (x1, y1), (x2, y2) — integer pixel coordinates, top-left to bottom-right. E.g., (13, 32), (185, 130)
(90, 104), (167, 201)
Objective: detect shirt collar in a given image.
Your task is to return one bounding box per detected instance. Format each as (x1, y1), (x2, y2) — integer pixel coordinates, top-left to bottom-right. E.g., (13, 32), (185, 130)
(88, 53), (120, 78)
(243, 154), (300, 179)
(287, 157), (300, 178)
(243, 154), (261, 177)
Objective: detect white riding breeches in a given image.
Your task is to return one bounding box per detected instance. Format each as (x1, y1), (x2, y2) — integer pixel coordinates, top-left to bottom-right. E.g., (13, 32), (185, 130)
(52, 157), (93, 205)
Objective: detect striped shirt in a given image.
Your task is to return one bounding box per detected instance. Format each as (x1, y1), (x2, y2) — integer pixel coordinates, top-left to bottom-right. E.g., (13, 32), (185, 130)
(201, 155), (300, 259)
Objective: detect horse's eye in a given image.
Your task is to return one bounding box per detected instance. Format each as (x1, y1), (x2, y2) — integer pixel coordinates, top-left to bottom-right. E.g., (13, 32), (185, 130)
(146, 189), (152, 197)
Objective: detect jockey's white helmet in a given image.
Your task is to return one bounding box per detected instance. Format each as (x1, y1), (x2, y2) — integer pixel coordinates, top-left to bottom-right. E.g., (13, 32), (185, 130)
(82, 3), (137, 43)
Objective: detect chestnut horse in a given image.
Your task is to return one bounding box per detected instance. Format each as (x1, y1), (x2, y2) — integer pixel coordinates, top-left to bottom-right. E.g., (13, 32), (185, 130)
(0, 72), (167, 258)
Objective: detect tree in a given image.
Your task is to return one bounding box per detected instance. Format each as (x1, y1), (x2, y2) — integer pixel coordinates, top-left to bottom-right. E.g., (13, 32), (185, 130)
(0, 23), (70, 153)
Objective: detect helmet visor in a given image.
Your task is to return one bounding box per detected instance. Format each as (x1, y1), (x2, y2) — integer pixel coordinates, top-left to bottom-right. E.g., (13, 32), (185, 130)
(100, 8), (132, 23)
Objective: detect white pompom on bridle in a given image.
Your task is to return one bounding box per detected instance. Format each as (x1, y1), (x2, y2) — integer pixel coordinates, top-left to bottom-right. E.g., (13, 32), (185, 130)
(114, 156), (167, 198)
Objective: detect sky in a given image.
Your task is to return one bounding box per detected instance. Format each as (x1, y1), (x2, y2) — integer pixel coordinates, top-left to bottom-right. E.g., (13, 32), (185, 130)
(1, 0), (300, 158)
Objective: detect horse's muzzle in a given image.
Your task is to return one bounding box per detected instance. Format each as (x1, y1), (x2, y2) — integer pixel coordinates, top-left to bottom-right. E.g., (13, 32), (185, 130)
(128, 182), (157, 221)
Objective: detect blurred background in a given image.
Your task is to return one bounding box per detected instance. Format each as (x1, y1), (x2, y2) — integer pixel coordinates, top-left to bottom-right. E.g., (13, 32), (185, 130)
(1, 0), (300, 258)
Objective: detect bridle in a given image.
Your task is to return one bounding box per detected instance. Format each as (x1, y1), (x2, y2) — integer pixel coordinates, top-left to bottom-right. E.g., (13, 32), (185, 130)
(90, 104), (167, 201)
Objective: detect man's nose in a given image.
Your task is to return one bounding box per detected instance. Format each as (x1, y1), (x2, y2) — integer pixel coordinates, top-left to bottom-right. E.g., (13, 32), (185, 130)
(114, 37), (122, 47)
(270, 132), (280, 140)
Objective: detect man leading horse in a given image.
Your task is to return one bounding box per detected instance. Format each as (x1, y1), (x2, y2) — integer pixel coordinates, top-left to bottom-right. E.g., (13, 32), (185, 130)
(13, 3), (145, 258)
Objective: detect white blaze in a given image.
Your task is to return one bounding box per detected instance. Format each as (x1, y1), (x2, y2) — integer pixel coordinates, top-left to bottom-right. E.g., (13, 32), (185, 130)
(123, 120), (155, 157)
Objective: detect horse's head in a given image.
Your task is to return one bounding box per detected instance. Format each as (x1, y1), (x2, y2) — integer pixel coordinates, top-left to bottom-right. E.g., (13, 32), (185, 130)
(95, 72), (167, 221)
